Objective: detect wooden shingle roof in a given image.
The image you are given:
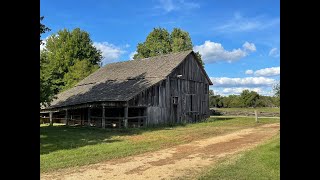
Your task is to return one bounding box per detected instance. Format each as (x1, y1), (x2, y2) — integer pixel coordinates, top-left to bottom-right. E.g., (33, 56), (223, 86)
(43, 50), (212, 109)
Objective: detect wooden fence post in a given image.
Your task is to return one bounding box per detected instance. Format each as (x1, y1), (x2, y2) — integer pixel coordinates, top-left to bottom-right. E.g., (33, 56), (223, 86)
(255, 110), (259, 123)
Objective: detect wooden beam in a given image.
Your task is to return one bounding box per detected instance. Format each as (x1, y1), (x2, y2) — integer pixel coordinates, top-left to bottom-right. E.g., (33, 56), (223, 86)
(49, 112), (53, 126)
(102, 105), (105, 129)
(127, 116), (147, 119)
(124, 106), (128, 128)
(65, 109), (69, 126)
(87, 108), (91, 127)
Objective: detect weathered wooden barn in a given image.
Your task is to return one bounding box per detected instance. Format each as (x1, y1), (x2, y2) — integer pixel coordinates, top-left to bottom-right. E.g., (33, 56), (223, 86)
(40, 50), (213, 128)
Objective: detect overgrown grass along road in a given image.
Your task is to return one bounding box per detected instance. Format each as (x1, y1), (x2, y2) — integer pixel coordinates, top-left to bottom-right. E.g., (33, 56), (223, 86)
(40, 117), (279, 173)
(198, 133), (280, 180)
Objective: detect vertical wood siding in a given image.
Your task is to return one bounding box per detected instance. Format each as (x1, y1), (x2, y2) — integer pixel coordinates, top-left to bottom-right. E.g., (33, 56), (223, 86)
(128, 54), (210, 125)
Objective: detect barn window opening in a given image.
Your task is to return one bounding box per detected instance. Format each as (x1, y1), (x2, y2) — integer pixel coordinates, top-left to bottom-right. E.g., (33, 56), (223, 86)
(172, 96), (179, 104)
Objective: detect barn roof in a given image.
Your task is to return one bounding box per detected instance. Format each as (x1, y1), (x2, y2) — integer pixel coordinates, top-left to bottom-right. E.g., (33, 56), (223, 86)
(43, 50), (212, 109)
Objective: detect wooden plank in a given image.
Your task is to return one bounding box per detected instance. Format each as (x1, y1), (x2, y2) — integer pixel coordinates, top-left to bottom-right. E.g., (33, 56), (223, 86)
(102, 106), (105, 129)
(124, 106), (128, 128)
(49, 112), (53, 126)
(87, 108), (91, 126)
(65, 109), (69, 126)
(127, 116), (147, 119)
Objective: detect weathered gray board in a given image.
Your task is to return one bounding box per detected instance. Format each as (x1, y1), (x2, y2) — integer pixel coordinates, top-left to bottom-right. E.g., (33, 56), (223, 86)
(128, 53), (210, 125)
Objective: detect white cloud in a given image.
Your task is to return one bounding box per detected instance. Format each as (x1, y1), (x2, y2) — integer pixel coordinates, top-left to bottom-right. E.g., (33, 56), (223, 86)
(245, 70), (254, 75)
(129, 51), (137, 60)
(214, 13), (280, 33)
(242, 41), (256, 52)
(157, 0), (200, 12)
(40, 36), (49, 51)
(210, 77), (276, 87)
(93, 42), (126, 65)
(40, 40), (46, 51)
(268, 48), (280, 57)
(193, 41), (255, 63)
(254, 67), (280, 77)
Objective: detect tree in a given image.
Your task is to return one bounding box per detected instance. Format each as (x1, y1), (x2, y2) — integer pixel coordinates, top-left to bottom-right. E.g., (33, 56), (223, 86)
(273, 82), (280, 107)
(40, 16), (53, 106)
(133, 27), (204, 66)
(170, 28), (193, 52)
(209, 90), (216, 108)
(240, 90), (260, 108)
(63, 60), (99, 90)
(43, 28), (102, 95)
(133, 28), (171, 59)
(273, 82), (280, 97)
(40, 16), (51, 45)
(40, 50), (54, 106)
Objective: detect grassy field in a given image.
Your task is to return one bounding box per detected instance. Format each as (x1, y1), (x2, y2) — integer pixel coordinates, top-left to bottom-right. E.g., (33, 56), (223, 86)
(198, 133), (280, 180)
(213, 107), (280, 113)
(40, 117), (279, 173)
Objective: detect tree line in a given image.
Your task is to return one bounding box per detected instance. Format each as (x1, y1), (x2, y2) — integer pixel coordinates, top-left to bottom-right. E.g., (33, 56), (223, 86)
(209, 87), (280, 108)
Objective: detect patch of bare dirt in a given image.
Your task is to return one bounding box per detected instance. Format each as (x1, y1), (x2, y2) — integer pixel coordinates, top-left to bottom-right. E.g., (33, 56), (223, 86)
(41, 123), (280, 180)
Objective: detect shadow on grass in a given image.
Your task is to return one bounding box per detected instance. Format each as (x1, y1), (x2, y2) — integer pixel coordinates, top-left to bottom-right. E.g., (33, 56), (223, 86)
(40, 123), (188, 155)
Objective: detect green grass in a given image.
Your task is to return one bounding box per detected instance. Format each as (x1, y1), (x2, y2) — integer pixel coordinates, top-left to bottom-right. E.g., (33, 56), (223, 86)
(198, 133), (280, 180)
(40, 117), (279, 173)
(214, 107), (280, 113)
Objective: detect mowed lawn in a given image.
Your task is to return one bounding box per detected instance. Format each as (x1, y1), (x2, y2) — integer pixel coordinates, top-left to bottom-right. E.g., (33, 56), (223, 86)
(40, 117), (279, 173)
(198, 133), (280, 180)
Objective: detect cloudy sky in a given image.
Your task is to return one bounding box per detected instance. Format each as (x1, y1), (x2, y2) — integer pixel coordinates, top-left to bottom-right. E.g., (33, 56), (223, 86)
(41, 0), (280, 96)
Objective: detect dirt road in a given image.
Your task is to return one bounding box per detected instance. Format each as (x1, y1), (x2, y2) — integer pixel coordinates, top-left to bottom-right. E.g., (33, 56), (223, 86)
(41, 123), (280, 180)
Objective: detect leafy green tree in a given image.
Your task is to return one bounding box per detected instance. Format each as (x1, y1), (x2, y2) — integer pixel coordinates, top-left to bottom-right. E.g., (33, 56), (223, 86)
(40, 16), (53, 106)
(273, 82), (280, 97)
(134, 28), (171, 59)
(170, 28), (193, 52)
(133, 27), (204, 66)
(228, 95), (243, 107)
(273, 82), (280, 107)
(44, 28), (102, 94)
(40, 16), (50, 45)
(40, 51), (54, 106)
(63, 60), (99, 90)
(209, 90), (216, 107)
(240, 90), (260, 107)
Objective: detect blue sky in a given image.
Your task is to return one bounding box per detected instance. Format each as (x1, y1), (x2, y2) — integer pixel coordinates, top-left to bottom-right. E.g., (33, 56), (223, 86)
(41, 0), (280, 96)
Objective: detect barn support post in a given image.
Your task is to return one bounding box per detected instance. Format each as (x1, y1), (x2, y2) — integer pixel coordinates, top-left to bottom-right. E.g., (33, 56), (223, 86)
(124, 106), (128, 128)
(49, 112), (53, 126)
(65, 109), (69, 126)
(138, 110), (141, 127)
(102, 105), (106, 129)
(87, 107), (91, 127)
